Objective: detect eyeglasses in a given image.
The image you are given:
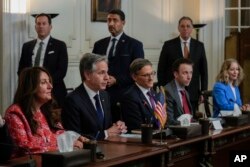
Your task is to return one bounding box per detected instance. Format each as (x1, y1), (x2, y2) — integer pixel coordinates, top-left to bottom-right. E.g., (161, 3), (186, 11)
(137, 71), (156, 78)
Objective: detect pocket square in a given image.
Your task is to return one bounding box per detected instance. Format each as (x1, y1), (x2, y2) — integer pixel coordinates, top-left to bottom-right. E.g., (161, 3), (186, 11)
(48, 51), (55, 54)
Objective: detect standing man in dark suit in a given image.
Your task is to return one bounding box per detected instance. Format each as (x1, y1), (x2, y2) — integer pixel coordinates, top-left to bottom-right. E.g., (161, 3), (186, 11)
(62, 53), (127, 140)
(165, 59), (194, 125)
(92, 9), (144, 122)
(157, 16), (208, 116)
(121, 58), (166, 132)
(17, 13), (68, 107)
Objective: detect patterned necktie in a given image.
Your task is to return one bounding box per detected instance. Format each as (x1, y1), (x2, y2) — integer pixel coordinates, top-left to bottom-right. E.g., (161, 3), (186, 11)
(94, 94), (104, 124)
(108, 38), (116, 60)
(183, 42), (189, 59)
(34, 41), (44, 66)
(147, 91), (156, 109)
(180, 90), (191, 114)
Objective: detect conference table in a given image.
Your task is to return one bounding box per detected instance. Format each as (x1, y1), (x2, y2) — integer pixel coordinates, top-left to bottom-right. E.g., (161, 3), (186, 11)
(2, 124), (250, 167)
(105, 133), (209, 167)
(85, 141), (166, 167)
(208, 124), (250, 166)
(98, 124), (250, 167)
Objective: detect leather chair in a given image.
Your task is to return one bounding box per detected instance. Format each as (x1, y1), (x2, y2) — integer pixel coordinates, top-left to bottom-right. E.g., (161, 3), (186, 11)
(201, 90), (213, 117)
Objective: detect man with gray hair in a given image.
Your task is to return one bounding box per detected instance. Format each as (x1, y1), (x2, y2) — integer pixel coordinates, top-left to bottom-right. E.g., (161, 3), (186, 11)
(121, 58), (166, 132)
(157, 16), (208, 117)
(62, 53), (127, 140)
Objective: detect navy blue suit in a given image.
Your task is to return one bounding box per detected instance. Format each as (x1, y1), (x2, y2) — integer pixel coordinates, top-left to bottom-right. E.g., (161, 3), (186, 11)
(62, 84), (112, 140)
(120, 85), (158, 131)
(213, 82), (242, 117)
(92, 33), (144, 121)
(157, 37), (208, 113)
(18, 37), (68, 106)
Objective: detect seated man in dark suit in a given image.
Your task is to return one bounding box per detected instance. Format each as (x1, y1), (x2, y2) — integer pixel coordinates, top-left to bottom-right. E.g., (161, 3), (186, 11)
(62, 53), (127, 140)
(121, 58), (166, 132)
(165, 58), (194, 125)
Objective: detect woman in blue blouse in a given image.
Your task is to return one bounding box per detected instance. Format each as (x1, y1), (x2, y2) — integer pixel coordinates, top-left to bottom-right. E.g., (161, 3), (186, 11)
(213, 59), (245, 117)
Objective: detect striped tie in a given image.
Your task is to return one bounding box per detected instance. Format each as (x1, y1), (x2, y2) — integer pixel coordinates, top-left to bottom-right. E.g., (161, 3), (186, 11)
(183, 42), (189, 59)
(34, 41), (44, 66)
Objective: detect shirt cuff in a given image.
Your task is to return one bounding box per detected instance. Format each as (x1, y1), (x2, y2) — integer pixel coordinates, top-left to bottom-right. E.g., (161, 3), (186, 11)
(104, 130), (109, 139)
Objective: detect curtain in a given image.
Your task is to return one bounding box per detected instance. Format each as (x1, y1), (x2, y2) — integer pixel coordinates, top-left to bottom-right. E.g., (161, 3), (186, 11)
(1, 0), (27, 113)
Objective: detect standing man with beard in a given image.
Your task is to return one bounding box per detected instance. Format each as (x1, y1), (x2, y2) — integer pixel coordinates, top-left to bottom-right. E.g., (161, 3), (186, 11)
(92, 9), (144, 122)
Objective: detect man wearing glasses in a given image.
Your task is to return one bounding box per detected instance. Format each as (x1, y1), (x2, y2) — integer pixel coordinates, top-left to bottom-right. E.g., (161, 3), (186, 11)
(120, 58), (163, 132)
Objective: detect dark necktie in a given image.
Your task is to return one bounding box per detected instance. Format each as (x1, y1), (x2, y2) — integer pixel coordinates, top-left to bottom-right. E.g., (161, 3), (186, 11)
(108, 38), (116, 60)
(94, 94), (104, 124)
(180, 90), (191, 114)
(34, 41), (44, 66)
(147, 91), (156, 109)
(183, 42), (189, 59)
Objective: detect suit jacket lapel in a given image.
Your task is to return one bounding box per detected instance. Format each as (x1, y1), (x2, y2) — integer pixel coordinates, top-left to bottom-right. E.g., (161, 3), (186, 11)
(171, 80), (185, 115)
(115, 33), (127, 56)
(43, 37), (53, 66)
(176, 38), (183, 57)
(99, 92), (108, 127)
(189, 38), (195, 59)
(29, 40), (37, 63)
(134, 85), (157, 125)
(184, 89), (193, 115)
(104, 37), (110, 53)
(79, 85), (103, 129)
(31, 40), (37, 54)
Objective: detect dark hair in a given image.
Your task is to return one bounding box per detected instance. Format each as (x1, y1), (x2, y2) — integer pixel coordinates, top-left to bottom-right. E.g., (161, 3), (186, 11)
(178, 16), (193, 27)
(172, 58), (193, 72)
(130, 58), (152, 75)
(35, 13), (52, 25)
(14, 67), (61, 134)
(79, 53), (107, 81)
(108, 9), (125, 21)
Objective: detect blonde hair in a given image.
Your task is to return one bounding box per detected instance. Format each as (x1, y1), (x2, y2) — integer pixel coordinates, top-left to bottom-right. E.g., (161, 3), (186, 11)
(216, 58), (244, 86)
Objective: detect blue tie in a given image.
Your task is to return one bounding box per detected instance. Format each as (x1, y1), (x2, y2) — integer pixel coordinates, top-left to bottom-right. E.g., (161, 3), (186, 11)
(94, 94), (104, 124)
(108, 38), (116, 60)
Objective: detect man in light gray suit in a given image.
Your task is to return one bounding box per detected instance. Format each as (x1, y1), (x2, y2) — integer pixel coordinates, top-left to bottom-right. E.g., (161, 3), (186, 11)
(165, 58), (194, 125)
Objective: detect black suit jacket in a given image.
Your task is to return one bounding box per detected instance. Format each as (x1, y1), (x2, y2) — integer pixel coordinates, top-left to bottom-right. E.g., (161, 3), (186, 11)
(18, 37), (68, 106)
(120, 85), (158, 131)
(165, 80), (193, 125)
(92, 33), (144, 103)
(62, 84), (112, 140)
(157, 37), (208, 101)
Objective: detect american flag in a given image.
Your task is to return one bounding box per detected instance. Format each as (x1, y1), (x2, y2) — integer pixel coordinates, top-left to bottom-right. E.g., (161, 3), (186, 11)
(154, 86), (167, 129)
